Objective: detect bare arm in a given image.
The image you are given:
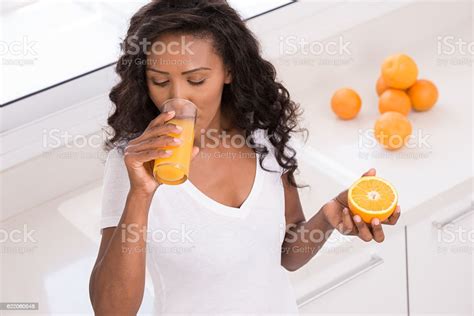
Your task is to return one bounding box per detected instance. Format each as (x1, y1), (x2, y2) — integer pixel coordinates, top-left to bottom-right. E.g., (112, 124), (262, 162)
(88, 110), (193, 314)
(280, 172), (335, 272)
(89, 189), (153, 315)
(281, 168), (402, 271)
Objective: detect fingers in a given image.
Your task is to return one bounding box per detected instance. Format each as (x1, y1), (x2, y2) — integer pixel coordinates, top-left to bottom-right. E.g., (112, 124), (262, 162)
(345, 205), (399, 243)
(124, 147), (172, 164)
(129, 122), (182, 146)
(370, 218), (385, 243)
(353, 215), (374, 242)
(191, 146), (200, 160)
(338, 207), (358, 235)
(125, 135), (181, 154)
(381, 205), (401, 225)
(147, 110), (176, 130)
(333, 193), (348, 209)
(324, 200), (345, 231)
(362, 168), (376, 177)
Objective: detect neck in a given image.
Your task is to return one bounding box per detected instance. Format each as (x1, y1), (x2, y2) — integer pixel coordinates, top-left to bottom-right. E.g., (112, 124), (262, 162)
(196, 109), (241, 151)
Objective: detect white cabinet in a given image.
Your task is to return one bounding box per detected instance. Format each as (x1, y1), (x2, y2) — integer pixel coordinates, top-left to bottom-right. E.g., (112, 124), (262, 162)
(406, 197), (473, 315)
(290, 156), (408, 315)
(292, 228), (407, 315)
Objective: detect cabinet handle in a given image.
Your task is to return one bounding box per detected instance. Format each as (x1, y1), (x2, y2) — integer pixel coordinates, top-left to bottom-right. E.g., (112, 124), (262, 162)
(296, 254), (384, 308)
(432, 203), (474, 230)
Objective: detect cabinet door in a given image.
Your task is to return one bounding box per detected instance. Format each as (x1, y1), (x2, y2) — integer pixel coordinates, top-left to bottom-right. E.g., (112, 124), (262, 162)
(295, 228), (407, 315)
(407, 197), (473, 315)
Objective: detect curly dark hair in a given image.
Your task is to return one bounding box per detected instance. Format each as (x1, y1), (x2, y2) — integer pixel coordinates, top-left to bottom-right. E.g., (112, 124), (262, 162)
(103, 0), (308, 188)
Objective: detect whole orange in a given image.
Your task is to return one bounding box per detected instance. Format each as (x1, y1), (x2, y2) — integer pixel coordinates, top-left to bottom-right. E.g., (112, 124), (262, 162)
(330, 88), (362, 120)
(376, 76), (389, 96)
(374, 111), (413, 150)
(407, 79), (438, 111)
(381, 54), (418, 89)
(379, 89), (412, 116)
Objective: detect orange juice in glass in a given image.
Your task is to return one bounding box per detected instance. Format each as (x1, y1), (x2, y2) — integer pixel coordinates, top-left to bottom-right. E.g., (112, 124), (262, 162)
(153, 98), (197, 185)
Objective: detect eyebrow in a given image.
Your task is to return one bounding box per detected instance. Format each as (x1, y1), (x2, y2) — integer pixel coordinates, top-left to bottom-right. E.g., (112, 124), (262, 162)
(146, 67), (212, 75)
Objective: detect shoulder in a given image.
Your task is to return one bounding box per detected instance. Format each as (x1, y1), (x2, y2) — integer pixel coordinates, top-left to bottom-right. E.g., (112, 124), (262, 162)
(107, 146), (124, 159)
(251, 128), (286, 174)
(104, 140), (129, 163)
(251, 128), (302, 176)
(103, 145), (129, 180)
(104, 146), (124, 166)
(250, 128), (272, 156)
(251, 128), (272, 148)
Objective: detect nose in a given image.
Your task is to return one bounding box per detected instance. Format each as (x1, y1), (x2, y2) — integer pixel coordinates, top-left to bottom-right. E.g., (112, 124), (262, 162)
(162, 83), (197, 112)
(169, 82), (189, 101)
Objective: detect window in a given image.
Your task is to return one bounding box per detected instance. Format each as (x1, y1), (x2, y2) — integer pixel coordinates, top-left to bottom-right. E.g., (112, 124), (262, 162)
(1, 0), (294, 105)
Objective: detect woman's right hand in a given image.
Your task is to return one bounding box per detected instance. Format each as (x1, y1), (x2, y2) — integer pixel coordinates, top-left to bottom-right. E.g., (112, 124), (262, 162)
(123, 110), (199, 196)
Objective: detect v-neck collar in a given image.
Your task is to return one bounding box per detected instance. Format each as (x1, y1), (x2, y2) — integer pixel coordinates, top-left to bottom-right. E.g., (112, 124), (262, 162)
(180, 151), (262, 219)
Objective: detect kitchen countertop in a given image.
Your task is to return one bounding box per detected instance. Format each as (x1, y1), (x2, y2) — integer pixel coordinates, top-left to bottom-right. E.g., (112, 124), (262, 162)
(268, 1), (472, 224)
(261, 1), (473, 300)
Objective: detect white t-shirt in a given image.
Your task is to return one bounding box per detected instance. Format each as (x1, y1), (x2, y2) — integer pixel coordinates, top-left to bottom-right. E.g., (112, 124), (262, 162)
(99, 128), (299, 314)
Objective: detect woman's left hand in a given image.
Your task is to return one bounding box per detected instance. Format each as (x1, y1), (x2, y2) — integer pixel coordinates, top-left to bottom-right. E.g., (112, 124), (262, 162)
(322, 168), (401, 243)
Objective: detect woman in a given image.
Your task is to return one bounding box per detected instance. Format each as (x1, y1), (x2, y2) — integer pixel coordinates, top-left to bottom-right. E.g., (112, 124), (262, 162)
(89, 0), (401, 314)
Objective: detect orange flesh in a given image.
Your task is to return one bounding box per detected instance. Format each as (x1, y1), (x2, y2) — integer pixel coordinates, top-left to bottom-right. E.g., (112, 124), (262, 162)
(351, 180), (396, 212)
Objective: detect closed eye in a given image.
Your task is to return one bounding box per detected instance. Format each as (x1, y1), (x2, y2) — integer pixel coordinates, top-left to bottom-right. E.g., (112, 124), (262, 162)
(189, 80), (206, 86)
(152, 80), (206, 87)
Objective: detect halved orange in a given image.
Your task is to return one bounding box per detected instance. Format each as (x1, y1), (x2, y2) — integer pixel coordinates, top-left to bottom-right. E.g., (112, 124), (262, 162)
(348, 176), (398, 223)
